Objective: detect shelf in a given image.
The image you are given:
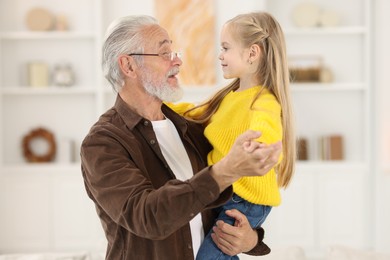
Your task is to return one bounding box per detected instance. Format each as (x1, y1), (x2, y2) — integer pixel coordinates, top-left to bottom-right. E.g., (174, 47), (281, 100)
(284, 26), (367, 35)
(0, 31), (96, 40)
(1, 86), (96, 95)
(291, 83), (366, 92)
(0, 163), (81, 175)
(296, 161), (368, 173)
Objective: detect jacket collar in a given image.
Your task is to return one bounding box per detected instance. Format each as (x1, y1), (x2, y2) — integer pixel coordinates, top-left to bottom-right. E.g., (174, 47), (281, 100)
(114, 94), (189, 133)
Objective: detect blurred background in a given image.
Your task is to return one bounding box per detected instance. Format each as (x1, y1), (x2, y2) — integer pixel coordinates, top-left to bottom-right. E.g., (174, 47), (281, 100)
(0, 0), (389, 259)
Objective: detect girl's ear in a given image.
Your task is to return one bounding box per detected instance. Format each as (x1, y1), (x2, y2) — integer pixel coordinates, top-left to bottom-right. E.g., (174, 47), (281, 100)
(249, 44), (261, 60)
(118, 55), (137, 78)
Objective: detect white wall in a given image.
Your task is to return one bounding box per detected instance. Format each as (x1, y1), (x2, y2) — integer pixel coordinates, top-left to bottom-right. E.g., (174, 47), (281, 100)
(374, 0), (390, 253)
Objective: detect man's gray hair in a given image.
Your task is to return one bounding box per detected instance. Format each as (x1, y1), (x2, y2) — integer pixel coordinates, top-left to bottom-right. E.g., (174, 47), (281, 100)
(102, 15), (158, 92)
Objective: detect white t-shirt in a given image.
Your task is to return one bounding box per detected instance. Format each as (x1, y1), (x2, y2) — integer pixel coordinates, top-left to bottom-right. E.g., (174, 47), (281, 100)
(152, 117), (204, 257)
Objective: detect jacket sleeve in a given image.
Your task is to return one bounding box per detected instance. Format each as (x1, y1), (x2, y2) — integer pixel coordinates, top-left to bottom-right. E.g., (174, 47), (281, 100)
(245, 227), (271, 256)
(81, 125), (231, 240)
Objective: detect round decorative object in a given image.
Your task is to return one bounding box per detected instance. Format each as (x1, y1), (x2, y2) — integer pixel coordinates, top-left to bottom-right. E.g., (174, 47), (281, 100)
(320, 66), (334, 83)
(25, 7), (54, 31)
(52, 64), (75, 86)
(22, 127), (56, 163)
(319, 10), (341, 27)
(291, 2), (321, 28)
(55, 15), (69, 31)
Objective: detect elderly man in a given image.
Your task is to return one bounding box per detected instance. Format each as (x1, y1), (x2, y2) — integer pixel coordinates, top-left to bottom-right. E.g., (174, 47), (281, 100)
(81, 15), (281, 260)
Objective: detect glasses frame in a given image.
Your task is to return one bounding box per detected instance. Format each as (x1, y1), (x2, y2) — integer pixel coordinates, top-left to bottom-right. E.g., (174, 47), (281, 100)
(128, 52), (181, 61)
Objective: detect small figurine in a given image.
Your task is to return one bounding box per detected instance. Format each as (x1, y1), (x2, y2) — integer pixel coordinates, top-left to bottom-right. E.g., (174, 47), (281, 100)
(52, 63), (75, 87)
(56, 15), (69, 31)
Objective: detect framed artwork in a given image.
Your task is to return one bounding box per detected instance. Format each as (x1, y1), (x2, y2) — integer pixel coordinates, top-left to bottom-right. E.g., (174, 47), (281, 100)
(155, 0), (216, 86)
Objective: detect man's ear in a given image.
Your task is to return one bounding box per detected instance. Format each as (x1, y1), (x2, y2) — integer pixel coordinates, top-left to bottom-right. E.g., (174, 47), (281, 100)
(118, 55), (137, 78)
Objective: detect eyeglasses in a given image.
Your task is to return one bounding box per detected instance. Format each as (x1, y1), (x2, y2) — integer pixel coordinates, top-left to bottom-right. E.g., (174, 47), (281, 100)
(128, 52), (182, 61)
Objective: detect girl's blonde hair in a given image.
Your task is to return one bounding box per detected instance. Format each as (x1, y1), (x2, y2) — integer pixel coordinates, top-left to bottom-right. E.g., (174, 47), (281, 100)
(184, 12), (296, 188)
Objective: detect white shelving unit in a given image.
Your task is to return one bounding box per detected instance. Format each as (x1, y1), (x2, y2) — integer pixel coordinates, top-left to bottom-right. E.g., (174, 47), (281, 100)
(0, 0), (105, 253)
(0, 0), (374, 257)
(261, 0), (372, 258)
(0, 0), (102, 166)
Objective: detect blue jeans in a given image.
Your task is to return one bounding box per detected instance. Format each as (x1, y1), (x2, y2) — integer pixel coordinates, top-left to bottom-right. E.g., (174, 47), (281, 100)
(196, 194), (271, 260)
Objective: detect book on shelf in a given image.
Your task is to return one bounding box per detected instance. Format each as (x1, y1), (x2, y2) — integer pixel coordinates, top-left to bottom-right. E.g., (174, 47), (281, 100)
(297, 137), (309, 160)
(319, 134), (344, 160)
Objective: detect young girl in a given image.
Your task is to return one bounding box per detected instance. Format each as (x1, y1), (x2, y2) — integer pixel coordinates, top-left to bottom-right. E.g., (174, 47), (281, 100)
(170, 11), (295, 259)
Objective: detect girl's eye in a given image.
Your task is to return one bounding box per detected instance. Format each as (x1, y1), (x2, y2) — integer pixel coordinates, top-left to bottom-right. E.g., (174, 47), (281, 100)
(220, 47), (228, 52)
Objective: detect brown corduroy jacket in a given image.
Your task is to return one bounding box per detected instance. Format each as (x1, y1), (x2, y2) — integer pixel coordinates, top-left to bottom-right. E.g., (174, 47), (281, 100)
(81, 95), (270, 260)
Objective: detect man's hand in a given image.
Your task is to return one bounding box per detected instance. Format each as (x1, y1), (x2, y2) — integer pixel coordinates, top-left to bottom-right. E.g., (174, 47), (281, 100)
(211, 209), (258, 256)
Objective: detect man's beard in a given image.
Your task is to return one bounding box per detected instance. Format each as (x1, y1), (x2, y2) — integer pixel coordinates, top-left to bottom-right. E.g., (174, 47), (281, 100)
(140, 67), (183, 102)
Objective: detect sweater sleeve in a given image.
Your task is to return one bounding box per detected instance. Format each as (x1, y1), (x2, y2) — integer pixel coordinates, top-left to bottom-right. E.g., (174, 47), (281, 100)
(165, 102), (195, 116)
(165, 102), (207, 119)
(250, 93), (283, 145)
(249, 93), (284, 166)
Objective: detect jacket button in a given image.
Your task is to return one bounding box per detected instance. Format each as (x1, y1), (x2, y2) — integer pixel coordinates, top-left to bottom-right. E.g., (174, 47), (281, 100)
(144, 120), (149, 126)
(150, 139), (156, 145)
(188, 244), (192, 250)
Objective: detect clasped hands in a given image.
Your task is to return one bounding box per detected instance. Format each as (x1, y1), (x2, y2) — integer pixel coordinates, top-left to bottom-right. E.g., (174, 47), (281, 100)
(212, 130), (282, 191)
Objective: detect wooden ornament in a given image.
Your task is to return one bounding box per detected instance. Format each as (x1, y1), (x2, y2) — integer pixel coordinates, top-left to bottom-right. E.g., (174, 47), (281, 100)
(25, 7), (54, 31)
(22, 127), (56, 163)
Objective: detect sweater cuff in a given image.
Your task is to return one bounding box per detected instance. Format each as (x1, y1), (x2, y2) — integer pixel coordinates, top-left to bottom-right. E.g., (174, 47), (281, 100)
(245, 227), (271, 256)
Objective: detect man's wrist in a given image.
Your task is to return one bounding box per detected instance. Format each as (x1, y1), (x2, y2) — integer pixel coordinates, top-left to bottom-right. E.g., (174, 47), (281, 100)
(210, 161), (237, 192)
(245, 229), (259, 252)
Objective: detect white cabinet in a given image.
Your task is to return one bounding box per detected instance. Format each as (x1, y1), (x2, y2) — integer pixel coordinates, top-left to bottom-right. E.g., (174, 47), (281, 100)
(261, 0), (372, 258)
(0, 166), (105, 252)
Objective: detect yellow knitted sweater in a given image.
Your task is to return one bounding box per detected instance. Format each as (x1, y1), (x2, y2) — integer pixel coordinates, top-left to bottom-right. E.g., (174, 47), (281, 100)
(169, 86), (282, 206)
